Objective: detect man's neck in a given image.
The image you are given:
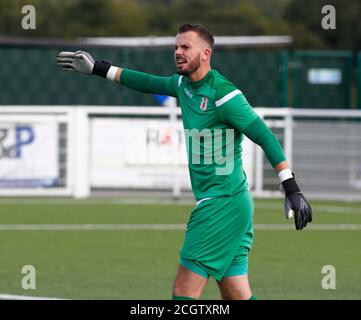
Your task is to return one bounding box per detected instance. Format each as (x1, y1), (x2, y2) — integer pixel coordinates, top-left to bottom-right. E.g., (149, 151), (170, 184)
(188, 66), (211, 82)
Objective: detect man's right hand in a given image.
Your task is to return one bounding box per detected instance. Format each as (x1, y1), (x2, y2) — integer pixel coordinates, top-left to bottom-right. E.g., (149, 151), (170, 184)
(57, 50), (95, 75)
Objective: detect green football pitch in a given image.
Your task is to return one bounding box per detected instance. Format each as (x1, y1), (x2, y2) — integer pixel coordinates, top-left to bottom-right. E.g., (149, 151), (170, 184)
(0, 197), (360, 300)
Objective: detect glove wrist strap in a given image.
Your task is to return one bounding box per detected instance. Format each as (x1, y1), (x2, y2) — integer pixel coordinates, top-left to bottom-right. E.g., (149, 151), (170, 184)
(278, 168), (293, 182)
(282, 177), (300, 196)
(93, 60), (112, 78)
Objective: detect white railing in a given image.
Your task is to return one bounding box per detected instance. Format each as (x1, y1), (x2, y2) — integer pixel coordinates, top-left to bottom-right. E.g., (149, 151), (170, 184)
(0, 106), (360, 201)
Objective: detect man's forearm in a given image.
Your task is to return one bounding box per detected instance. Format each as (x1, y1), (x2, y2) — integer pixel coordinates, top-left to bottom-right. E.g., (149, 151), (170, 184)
(243, 118), (297, 187)
(97, 65), (175, 96)
(243, 117), (286, 168)
(117, 68), (176, 96)
(275, 162), (295, 186)
(275, 160), (289, 173)
(275, 161), (294, 184)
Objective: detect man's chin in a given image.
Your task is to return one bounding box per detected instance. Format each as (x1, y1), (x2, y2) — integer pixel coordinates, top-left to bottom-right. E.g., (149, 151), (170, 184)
(176, 68), (190, 76)
(176, 63), (199, 76)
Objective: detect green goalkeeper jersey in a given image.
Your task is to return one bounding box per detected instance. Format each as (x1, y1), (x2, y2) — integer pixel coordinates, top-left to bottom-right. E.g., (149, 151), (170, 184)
(120, 68), (286, 201)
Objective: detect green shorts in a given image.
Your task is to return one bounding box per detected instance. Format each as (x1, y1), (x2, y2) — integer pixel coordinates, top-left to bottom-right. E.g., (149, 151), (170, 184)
(179, 190), (254, 281)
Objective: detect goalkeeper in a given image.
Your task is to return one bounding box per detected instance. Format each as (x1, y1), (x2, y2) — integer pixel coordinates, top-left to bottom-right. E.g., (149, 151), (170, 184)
(57, 24), (312, 300)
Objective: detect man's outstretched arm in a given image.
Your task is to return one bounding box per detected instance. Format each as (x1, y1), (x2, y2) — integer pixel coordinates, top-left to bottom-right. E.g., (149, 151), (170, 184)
(57, 50), (178, 97)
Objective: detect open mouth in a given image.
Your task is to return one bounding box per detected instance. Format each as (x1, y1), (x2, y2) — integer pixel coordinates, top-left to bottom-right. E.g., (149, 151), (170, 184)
(176, 57), (187, 66)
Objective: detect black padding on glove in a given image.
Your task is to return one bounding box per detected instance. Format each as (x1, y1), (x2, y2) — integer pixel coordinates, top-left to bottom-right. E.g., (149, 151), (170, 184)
(93, 60), (112, 78)
(282, 176), (300, 196)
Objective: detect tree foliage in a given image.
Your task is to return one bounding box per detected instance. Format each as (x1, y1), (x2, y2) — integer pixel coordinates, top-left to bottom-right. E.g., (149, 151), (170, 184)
(0, 0), (359, 50)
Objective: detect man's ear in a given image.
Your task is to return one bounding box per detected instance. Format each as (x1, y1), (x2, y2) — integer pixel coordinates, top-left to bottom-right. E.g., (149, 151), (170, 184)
(201, 48), (211, 62)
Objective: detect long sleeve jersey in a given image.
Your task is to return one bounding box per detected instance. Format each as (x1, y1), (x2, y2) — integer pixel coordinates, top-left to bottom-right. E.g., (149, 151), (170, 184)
(120, 68), (286, 201)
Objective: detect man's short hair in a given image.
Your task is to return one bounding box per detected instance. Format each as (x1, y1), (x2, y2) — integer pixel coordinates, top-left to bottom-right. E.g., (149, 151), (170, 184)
(177, 24), (214, 50)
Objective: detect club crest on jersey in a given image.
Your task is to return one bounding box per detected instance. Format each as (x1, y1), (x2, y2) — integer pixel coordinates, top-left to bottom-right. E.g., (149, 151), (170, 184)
(200, 97), (208, 111)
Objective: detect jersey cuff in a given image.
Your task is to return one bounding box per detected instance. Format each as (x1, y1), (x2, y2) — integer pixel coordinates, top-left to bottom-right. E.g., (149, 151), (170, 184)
(106, 66), (118, 82)
(278, 168), (293, 182)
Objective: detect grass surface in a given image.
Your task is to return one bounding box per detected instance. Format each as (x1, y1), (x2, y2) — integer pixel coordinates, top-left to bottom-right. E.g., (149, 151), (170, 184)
(0, 198), (360, 300)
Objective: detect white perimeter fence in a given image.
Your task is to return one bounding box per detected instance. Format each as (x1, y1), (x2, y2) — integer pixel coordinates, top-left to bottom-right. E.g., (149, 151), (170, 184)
(0, 105), (360, 201)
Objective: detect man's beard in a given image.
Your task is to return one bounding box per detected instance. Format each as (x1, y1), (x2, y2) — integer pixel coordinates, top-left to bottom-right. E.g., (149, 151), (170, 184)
(176, 54), (201, 76)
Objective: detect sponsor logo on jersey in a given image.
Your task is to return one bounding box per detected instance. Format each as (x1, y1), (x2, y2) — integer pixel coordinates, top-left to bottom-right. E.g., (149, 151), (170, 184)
(200, 97), (208, 111)
(184, 88), (193, 98)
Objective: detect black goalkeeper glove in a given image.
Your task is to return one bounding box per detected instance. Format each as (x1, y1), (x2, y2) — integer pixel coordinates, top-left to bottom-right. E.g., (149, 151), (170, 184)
(281, 175), (312, 230)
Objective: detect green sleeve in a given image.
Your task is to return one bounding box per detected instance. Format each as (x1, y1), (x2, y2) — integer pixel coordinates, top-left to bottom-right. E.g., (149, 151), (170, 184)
(243, 117), (286, 168)
(119, 69), (178, 97)
(216, 85), (285, 167)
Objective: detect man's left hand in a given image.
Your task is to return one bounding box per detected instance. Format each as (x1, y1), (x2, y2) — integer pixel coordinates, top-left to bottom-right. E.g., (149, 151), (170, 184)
(284, 191), (312, 230)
